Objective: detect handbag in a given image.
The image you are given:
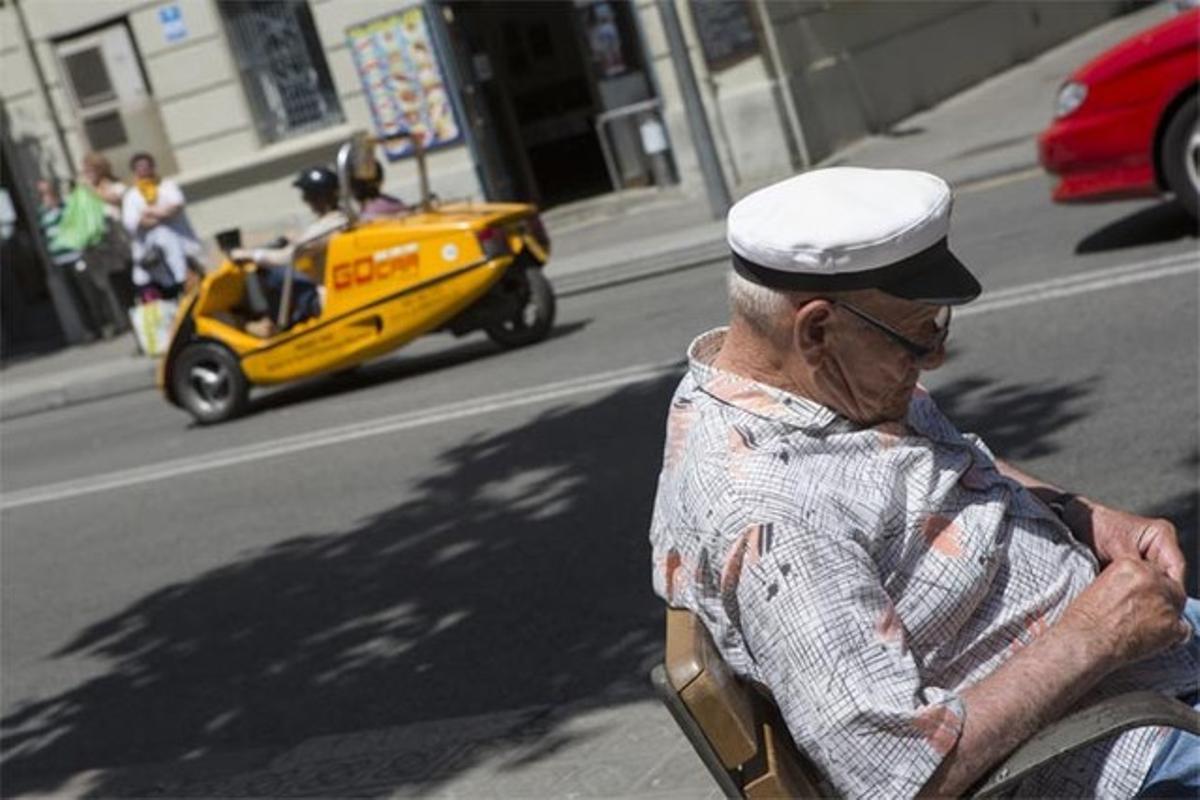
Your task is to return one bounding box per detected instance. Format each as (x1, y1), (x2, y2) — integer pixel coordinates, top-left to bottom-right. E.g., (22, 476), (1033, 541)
(54, 186), (108, 251)
(128, 299), (178, 357)
(138, 245), (179, 291)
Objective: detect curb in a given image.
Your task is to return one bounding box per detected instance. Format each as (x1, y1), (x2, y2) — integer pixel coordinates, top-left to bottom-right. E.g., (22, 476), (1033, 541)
(0, 363), (159, 421)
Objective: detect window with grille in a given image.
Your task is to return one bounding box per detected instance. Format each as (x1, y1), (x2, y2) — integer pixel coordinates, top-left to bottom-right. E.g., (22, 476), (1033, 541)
(219, 1), (344, 143)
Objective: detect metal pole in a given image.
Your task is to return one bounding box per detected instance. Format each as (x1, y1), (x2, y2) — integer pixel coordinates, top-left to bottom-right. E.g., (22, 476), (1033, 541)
(0, 100), (89, 344)
(752, 0), (811, 169)
(656, 0), (730, 220)
(12, 0), (76, 179)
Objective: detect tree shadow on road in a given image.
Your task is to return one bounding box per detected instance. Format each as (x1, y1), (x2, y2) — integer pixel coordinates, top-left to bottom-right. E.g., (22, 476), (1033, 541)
(1074, 201), (1198, 255)
(931, 373), (1098, 461)
(2, 370), (681, 798)
(0, 368), (1133, 798)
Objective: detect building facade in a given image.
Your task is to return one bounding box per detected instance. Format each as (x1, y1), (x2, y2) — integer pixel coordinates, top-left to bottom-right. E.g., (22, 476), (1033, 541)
(1, 0), (1123, 351)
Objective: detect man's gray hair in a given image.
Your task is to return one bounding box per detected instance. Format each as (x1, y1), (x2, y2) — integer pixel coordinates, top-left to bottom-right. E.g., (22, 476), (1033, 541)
(727, 269), (796, 341)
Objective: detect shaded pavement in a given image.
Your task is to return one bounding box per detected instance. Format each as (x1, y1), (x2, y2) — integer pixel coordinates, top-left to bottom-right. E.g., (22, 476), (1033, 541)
(0, 355), (1115, 797)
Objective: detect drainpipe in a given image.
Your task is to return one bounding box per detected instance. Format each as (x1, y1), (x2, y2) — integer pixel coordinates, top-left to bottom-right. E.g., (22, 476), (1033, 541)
(12, 0), (76, 178)
(656, 0), (730, 220)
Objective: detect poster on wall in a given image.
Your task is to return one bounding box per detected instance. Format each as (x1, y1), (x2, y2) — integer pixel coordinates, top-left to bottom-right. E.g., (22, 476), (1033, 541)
(346, 6), (462, 161)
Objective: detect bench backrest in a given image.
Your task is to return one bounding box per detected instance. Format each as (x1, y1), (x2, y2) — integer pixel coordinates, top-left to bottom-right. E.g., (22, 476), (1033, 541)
(658, 607), (831, 798)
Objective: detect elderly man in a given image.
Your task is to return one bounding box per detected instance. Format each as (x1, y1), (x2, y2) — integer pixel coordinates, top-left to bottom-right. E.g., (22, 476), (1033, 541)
(649, 168), (1197, 798)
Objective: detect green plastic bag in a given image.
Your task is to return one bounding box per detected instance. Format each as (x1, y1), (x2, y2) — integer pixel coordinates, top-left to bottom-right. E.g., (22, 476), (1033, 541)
(54, 186), (109, 251)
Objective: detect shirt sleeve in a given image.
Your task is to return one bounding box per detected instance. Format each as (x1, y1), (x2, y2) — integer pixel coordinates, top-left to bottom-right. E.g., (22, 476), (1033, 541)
(253, 244), (295, 269)
(121, 190), (142, 236)
(156, 180), (185, 209)
(298, 212), (347, 243)
(731, 514), (965, 799)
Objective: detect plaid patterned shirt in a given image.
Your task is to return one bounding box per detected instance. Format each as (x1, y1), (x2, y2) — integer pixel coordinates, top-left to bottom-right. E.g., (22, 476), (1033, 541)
(650, 329), (1198, 799)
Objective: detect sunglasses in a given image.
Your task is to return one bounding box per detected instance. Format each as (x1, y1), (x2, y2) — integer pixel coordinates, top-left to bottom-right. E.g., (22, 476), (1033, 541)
(834, 301), (951, 360)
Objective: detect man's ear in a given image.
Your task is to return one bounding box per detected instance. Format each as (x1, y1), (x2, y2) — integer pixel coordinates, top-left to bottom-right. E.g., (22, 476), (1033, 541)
(793, 299), (833, 364)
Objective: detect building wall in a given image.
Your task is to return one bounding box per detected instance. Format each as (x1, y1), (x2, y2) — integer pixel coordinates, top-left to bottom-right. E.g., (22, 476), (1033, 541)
(3, 0), (1130, 249)
(632, 0), (796, 199)
(1, 0), (482, 251)
(764, 0), (1127, 164)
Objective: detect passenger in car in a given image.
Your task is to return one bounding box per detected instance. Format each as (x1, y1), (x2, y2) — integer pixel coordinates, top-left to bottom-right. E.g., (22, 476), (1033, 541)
(351, 160), (408, 220)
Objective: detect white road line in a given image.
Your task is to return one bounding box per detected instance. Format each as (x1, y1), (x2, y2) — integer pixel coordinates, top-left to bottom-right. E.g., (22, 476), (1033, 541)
(961, 253), (1199, 317)
(3, 252), (1197, 511)
(0, 360), (686, 511)
(957, 167), (1044, 195)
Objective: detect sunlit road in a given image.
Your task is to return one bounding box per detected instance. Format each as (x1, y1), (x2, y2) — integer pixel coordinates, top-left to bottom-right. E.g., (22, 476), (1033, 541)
(2, 172), (1197, 795)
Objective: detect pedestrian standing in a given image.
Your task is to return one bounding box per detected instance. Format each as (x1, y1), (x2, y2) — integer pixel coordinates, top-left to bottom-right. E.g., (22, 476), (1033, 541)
(78, 152), (132, 329)
(35, 179), (108, 338)
(121, 152), (203, 299)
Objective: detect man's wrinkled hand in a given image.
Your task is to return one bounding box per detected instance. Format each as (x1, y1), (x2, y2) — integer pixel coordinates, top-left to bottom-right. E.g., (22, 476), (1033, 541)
(1063, 557), (1190, 668)
(1081, 501), (1186, 589)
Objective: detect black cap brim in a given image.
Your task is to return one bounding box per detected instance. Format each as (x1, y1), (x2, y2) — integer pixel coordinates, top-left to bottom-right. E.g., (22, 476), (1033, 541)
(731, 237), (981, 306)
(877, 241), (981, 305)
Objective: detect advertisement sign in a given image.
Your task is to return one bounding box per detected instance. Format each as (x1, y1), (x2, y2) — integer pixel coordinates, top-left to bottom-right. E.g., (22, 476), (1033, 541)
(346, 6), (462, 160)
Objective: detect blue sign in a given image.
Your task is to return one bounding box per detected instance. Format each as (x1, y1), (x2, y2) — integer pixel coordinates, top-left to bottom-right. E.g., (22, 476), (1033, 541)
(158, 5), (188, 44)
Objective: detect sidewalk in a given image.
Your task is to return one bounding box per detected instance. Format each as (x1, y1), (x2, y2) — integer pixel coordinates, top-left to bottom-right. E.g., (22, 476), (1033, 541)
(0, 2), (1172, 424)
(17, 697), (721, 799)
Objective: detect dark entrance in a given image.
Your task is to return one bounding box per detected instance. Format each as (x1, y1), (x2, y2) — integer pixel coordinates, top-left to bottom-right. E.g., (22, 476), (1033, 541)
(445, 1), (626, 208)
(0, 107), (71, 359)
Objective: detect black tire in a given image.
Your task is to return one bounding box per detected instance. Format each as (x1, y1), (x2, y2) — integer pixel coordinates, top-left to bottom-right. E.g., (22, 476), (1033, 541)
(171, 342), (250, 424)
(1162, 94), (1199, 220)
(485, 268), (556, 348)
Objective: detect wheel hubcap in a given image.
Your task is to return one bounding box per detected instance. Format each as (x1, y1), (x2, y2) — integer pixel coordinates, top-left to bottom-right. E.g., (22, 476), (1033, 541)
(503, 281), (535, 331)
(518, 296), (537, 327)
(187, 362), (230, 413)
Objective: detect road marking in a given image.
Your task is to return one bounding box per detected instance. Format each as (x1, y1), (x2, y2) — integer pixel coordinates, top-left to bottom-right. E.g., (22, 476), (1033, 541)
(0, 360), (686, 511)
(961, 251), (1199, 317)
(3, 251), (1196, 511)
(957, 166), (1044, 195)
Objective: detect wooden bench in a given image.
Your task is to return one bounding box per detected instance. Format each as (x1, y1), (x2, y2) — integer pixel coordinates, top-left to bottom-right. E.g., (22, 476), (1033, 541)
(651, 606), (1200, 799)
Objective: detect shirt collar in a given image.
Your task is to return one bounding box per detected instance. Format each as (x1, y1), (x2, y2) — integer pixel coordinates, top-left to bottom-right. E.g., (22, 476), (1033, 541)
(687, 328), (840, 430)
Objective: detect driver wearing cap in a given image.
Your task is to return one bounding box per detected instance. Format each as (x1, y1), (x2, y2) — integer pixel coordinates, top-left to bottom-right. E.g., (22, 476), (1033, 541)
(649, 168), (1197, 799)
(232, 167), (347, 336)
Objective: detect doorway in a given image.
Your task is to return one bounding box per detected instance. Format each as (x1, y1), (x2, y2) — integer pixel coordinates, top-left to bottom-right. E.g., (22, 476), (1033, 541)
(54, 21), (177, 175)
(446, 1), (614, 208)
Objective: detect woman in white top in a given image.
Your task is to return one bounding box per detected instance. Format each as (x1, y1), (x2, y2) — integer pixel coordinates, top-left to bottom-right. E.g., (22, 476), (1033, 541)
(121, 151), (203, 290)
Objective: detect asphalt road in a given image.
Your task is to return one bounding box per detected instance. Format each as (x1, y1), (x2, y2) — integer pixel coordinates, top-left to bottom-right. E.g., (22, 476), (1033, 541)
(2, 171), (1197, 795)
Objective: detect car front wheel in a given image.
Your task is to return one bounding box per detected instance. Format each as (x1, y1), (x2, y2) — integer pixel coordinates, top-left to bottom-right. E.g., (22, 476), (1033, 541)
(1162, 94), (1199, 220)
(172, 342), (250, 424)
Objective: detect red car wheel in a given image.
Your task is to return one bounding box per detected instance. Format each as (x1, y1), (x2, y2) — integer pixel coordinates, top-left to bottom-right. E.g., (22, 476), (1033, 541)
(1162, 95), (1199, 219)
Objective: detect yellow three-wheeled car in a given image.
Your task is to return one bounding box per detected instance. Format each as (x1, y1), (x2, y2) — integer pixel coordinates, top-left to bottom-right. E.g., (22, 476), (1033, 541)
(159, 133), (555, 424)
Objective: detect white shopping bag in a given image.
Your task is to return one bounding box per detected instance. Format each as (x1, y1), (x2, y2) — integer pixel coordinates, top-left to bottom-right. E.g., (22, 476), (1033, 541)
(128, 299), (178, 357)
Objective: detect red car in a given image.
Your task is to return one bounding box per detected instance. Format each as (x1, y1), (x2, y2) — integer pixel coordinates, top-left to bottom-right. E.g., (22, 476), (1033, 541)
(1038, 9), (1199, 219)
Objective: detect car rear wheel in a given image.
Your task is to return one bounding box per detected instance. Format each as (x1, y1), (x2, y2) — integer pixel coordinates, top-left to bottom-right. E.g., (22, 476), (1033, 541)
(485, 268), (556, 348)
(172, 342), (249, 424)
(1162, 94), (1199, 220)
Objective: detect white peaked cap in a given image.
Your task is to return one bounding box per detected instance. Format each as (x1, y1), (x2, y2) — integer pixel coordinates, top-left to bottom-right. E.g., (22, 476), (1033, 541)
(726, 167), (981, 304)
